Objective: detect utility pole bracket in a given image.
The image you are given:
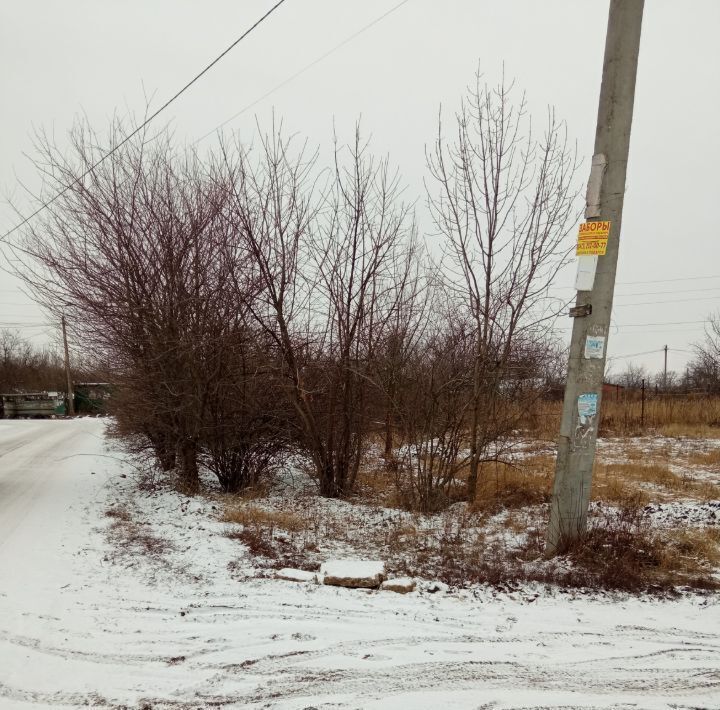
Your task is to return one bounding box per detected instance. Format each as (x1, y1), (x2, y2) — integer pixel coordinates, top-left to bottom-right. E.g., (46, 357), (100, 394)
(569, 303), (592, 318)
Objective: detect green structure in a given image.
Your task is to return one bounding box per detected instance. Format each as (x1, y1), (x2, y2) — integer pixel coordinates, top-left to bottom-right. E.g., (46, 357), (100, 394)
(1, 392), (66, 419)
(73, 383), (112, 415)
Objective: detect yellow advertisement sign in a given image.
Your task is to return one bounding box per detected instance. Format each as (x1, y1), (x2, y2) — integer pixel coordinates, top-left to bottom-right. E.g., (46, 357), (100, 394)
(576, 220), (611, 256)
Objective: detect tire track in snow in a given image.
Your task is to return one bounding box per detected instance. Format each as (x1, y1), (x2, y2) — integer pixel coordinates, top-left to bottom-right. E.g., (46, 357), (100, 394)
(215, 648), (720, 705)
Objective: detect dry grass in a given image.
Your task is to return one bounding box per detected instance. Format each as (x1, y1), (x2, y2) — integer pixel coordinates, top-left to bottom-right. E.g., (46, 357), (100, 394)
(105, 505), (131, 522)
(599, 397), (720, 437)
(555, 523), (665, 590)
(229, 528), (278, 558)
(592, 474), (648, 506)
(222, 504), (306, 533)
(593, 462), (675, 500)
(523, 396), (720, 439)
(355, 452), (556, 514)
(221, 503), (311, 566)
(620, 445), (662, 461)
(213, 424), (720, 592)
(686, 448), (720, 466)
(105, 504), (173, 560)
(360, 440), (715, 511)
(546, 497), (720, 592)
(657, 423), (720, 439)
(503, 511), (533, 535)
(659, 527), (720, 579)
(470, 456), (554, 514)
(355, 460), (401, 506)
(591, 460), (720, 503)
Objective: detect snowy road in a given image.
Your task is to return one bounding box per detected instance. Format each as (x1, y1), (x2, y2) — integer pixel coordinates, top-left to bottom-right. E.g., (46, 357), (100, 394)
(0, 420), (93, 542)
(0, 419), (719, 709)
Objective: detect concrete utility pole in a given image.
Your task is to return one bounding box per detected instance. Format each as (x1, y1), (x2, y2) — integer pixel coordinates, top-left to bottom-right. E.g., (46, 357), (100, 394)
(546, 0), (644, 554)
(61, 315), (75, 416)
(663, 344), (668, 389)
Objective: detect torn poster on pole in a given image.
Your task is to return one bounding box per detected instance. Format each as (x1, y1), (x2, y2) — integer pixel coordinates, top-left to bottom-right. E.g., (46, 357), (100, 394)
(577, 393), (598, 423)
(584, 335), (606, 359)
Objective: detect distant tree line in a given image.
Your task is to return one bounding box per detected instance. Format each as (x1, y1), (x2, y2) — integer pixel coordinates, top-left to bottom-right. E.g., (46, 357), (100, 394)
(21, 75), (578, 509)
(0, 329), (65, 393)
(612, 318), (720, 397)
(689, 314), (720, 394)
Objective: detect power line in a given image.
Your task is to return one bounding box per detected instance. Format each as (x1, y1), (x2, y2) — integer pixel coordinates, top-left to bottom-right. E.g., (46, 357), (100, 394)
(609, 330), (704, 337)
(194, 0), (412, 144)
(614, 295), (720, 308)
(615, 286), (720, 298)
(553, 277), (720, 293)
(615, 319), (710, 327)
(607, 348), (663, 360)
(559, 319), (709, 331)
(0, 0), (289, 244)
(616, 273), (720, 286)
(0, 323), (51, 329)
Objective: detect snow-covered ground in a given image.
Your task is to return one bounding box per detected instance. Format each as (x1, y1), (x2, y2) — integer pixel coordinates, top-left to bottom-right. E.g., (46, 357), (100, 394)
(0, 419), (719, 709)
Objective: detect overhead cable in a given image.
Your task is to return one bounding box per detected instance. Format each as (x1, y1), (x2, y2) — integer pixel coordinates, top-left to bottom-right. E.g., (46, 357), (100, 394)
(0, 0), (289, 243)
(194, 0), (412, 144)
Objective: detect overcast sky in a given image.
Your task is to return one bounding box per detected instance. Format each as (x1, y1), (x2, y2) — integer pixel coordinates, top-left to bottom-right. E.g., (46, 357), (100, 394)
(1, 0), (719, 378)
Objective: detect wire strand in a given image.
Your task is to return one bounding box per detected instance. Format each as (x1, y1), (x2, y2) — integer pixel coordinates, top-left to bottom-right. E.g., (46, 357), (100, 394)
(194, 0), (412, 144)
(0, 0), (289, 244)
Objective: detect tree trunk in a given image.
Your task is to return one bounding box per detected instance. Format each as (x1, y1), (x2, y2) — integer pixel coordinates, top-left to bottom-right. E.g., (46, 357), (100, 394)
(178, 438), (199, 493)
(318, 460), (339, 498)
(384, 409), (393, 459)
(466, 350), (483, 502)
(155, 434), (177, 472)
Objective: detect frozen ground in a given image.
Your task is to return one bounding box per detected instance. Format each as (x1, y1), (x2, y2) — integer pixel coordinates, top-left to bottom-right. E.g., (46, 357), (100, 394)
(0, 419), (719, 709)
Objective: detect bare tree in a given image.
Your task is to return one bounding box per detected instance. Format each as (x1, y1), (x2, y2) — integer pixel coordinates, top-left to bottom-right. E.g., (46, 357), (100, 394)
(223, 125), (415, 497)
(617, 362), (648, 390)
(689, 312), (720, 394)
(370, 238), (431, 459)
(19, 117), (272, 491)
(308, 129), (417, 495)
(0, 329), (66, 393)
(394, 312), (474, 511)
(426, 71), (580, 501)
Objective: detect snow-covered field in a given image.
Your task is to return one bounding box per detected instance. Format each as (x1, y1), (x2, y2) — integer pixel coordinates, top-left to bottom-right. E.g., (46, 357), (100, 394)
(1, 419), (719, 709)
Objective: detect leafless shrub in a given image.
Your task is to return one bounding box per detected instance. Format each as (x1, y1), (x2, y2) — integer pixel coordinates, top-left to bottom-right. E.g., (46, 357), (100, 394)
(22, 120), (223, 488)
(427, 70), (580, 501)
(688, 312), (720, 395)
(391, 316), (473, 512)
(221, 123), (416, 498)
(20, 116), (290, 493)
(230, 529), (278, 559)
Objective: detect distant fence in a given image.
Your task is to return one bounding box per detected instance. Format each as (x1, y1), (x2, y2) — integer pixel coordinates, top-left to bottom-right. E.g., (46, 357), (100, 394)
(599, 393), (720, 433)
(522, 393), (720, 438)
